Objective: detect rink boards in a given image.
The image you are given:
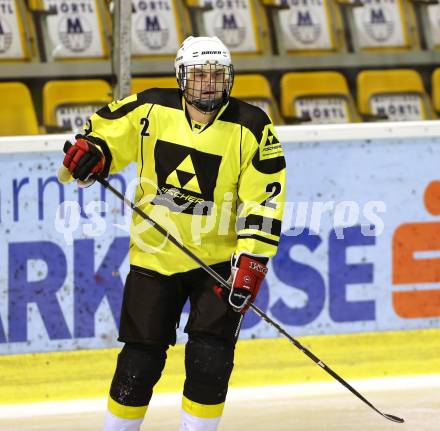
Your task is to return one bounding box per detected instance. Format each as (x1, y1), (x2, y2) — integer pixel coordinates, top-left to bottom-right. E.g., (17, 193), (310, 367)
(1, 122), (440, 354)
(0, 328), (439, 404)
(1, 122), (440, 403)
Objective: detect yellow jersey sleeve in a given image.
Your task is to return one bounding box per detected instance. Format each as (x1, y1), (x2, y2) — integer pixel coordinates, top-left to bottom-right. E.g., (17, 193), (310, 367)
(235, 116), (286, 259)
(82, 94), (143, 175)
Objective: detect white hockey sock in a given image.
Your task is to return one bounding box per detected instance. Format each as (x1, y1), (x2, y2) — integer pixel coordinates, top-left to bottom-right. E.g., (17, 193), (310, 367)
(102, 397), (148, 431)
(103, 411), (144, 431)
(179, 395), (224, 431)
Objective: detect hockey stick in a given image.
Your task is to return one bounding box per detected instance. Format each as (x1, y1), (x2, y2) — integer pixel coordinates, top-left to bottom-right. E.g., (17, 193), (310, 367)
(58, 156), (403, 423)
(91, 175), (404, 424)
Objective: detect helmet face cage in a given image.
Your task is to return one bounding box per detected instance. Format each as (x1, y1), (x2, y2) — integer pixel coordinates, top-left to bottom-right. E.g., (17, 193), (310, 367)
(178, 63), (234, 114)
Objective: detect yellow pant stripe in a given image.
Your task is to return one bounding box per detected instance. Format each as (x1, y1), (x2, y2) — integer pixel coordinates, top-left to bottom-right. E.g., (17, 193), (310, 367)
(107, 396), (148, 420)
(182, 395), (225, 419)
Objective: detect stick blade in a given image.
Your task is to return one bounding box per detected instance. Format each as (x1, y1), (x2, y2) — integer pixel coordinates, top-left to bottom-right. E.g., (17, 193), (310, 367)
(383, 413), (404, 423)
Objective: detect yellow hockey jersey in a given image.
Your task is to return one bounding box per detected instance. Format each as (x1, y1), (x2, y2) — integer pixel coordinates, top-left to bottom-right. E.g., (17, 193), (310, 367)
(83, 88), (286, 275)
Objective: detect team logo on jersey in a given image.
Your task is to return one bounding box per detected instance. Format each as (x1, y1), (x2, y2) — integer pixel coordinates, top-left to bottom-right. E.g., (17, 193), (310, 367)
(58, 15), (93, 52)
(153, 140), (222, 214)
(289, 8), (321, 45)
(214, 13), (246, 48)
(165, 155), (202, 194)
(136, 13), (169, 50)
(0, 18), (13, 54)
(261, 126), (282, 159)
(264, 129), (279, 147)
(363, 6), (394, 42)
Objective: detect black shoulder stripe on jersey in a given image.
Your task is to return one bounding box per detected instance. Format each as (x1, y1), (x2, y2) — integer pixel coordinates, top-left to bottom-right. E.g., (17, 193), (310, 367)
(76, 133), (112, 177)
(221, 98), (286, 174)
(252, 151), (286, 174)
(237, 234), (279, 247)
(137, 88), (182, 109)
(97, 99), (145, 120)
(219, 97), (270, 142)
(97, 88), (182, 120)
(237, 215), (281, 237)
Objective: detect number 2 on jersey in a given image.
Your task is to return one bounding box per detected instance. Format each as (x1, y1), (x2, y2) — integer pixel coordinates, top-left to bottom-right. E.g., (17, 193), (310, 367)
(140, 117), (150, 136)
(262, 182), (281, 209)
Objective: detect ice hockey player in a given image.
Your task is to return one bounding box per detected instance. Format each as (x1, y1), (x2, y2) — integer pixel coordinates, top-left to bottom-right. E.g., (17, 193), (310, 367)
(61, 35), (286, 431)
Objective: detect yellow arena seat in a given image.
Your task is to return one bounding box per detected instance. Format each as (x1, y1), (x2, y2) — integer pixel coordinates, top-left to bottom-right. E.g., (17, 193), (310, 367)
(131, 77), (178, 94)
(431, 69), (440, 114)
(280, 71), (358, 124)
(28, 0), (110, 60)
(0, 0), (36, 62)
(0, 82), (39, 135)
(357, 69), (434, 121)
(262, 0), (346, 55)
(185, 0), (271, 55)
(43, 80), (112, 133)
(231, 74), (283, 124)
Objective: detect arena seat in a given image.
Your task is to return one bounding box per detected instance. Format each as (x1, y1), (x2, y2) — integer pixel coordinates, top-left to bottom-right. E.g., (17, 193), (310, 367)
(280, 71), (358, 124)
(184, 0), (271, 55)
(27, 0), (110, 60)
(130, 0), (192, 58)
(0, 0), (36, 61)
(431, 68), (440, 115)
(131, 77), (178, 94)
(262, 0), (346, 55)
(43, 80), (112, 133)
(337, 0), (419, 52)
(0, 82), (39, 135)
(231, 74), (283, 124)
(357, 69), (433, 121)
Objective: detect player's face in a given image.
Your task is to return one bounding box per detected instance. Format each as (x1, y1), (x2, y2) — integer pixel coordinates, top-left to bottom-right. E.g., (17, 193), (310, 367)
(185, 64), (229, 104)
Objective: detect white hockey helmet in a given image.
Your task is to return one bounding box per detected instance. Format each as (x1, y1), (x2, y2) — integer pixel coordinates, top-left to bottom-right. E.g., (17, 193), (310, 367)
(174, 36), (234, 113)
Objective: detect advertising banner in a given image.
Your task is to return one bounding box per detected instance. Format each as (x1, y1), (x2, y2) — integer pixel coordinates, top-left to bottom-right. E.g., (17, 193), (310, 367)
(0, 0), (25, 59)
(428, 3), (440, 48)
(370, 94), (424, 121)
(1, 130), (440, 353)
(353, 0), (406, 48)
(278, 0), (334, 51)
(43, 0), (105, 58)
(201, 0), (258, 53)
(131, 0), (180, 55)
(56, 104), (103, 133)
(294, 97), (350, 123)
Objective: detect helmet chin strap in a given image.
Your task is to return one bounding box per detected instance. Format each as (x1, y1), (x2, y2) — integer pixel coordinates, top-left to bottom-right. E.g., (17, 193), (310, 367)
(186, 96), (223, 114)
(184, 89), (228, 115)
